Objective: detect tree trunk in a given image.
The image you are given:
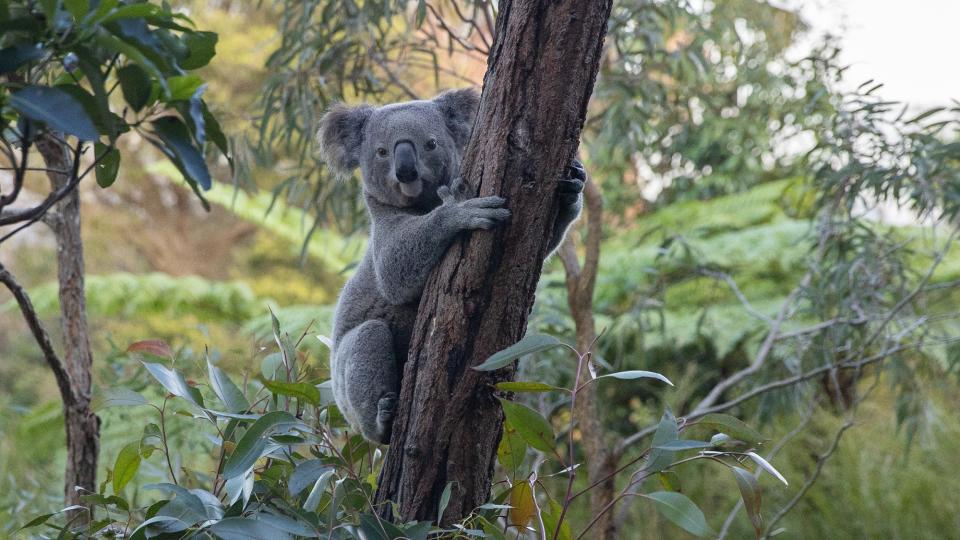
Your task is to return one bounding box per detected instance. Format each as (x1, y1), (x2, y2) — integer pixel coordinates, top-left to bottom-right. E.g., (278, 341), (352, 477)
(36, 135), (100, 513)
(374, 0), (613, 524)
(557, 180), (620, 539)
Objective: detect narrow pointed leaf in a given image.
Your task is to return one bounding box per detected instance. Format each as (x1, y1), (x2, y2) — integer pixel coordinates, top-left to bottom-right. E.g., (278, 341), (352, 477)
(645, 491), (713, 537)
(474, 334), (562, 371)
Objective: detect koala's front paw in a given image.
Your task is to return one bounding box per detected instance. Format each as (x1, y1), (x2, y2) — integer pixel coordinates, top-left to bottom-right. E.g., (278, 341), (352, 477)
(558, 158), (586, 207)
(438, 186), (511, 230)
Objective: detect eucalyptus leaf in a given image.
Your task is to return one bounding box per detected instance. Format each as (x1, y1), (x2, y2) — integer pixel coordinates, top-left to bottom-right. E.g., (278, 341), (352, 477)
(473, 334), (563, 371)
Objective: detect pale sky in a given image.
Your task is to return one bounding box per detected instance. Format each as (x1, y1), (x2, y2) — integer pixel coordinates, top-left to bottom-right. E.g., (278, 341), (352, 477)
(784, 0), (960, 108)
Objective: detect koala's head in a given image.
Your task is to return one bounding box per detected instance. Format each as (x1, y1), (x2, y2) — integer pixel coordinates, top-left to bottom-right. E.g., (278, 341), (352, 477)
(317, 88), (479, 208)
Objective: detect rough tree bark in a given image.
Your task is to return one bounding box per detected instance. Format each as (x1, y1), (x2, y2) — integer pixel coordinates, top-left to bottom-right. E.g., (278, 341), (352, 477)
(374, 0), (613, 524)
(557, 180), (621, 540)
(35, 135), (100, 512)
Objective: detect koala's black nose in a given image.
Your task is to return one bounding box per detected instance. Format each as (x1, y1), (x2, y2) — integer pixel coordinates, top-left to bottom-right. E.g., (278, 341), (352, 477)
(394, 140), (419, 184)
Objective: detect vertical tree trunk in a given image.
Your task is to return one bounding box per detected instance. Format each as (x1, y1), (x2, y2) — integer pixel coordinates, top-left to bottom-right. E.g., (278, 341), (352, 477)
(36, 135), (100, 512)
(558, 181), (620, 539)
(374, 0), (613, 523)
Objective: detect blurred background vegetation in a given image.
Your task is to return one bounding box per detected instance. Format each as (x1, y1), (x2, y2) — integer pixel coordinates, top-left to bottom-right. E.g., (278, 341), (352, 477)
(1, 0), (959, 538)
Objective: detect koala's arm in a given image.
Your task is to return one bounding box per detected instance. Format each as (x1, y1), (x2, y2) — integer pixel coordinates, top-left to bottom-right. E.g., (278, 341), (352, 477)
(370, 190), (510, 305)
(546, 159), (587, 255)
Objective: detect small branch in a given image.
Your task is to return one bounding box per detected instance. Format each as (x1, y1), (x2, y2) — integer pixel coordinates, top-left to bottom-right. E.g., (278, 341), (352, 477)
(759, 420), (854, 539)
(0, 261), (77, 405)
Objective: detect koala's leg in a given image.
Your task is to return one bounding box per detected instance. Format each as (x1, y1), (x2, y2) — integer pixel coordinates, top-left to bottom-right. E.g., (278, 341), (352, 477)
(334, 319), (399, 444)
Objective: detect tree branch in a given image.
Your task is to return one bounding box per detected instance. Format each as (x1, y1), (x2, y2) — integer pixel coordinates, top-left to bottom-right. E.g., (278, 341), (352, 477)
(0, 261), (77, 405)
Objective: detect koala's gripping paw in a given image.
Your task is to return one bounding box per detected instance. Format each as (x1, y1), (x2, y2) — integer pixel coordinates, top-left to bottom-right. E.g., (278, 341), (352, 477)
(558, 158), (586, 207)
(376, 392), (398, 443)
(438, 186), (511, 230)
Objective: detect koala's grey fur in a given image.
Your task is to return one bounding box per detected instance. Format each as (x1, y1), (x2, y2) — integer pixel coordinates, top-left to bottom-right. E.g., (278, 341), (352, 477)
(318, 88), (585, 443)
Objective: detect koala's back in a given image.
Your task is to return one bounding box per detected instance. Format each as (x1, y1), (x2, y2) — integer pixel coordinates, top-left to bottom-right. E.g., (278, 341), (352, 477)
(332, 251), (418, 361)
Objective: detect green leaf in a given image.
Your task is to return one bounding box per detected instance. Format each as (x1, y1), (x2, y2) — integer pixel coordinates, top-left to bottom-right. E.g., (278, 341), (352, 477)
(9, 86), (99, 140)
(112, 442), (141, 494)
(166, 74), (202, 101)
(543, 498), (573, 540)
(437, 481), (454, 523)
(653, 439), (712, 451)
(644, 491), (713, 537)
(208, 518), (292, 540)
(415, 0), (427, 27)
(93, 388), (148, 410)
(474, 334), (563, 371)
(497, 420), (527, 479)
(495, 381), (567, 393)
(645, 409), (679, 473)
(597, 370), (673, 386)
(63, 0), (89, 19)
(258, 377), (321, 406)
(54, 83), (122, 139)
(288, 459), (331, 497)
(141, 361), (204, 408)
(358, 513), (407, 540)
(731, 467), (763, 538)
(303, 469), (334, 512)
(696, 413), (765, 445)
(94, 33), (168, 96)
(0, 43), (44, 74)
(222, 411), (303, 479)
(94, 143), (120, 187)
(150, 116), (212, 190)
(117, 64), (151, 111)
(497, 398), (555, 452)
(208, 360), (249, 412)
(100, 3), (162, 23)
(179, 31), (217, 70)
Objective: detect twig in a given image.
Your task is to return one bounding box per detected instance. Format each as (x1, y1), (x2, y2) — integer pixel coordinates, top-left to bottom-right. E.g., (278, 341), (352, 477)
(759, 420), (854, 539)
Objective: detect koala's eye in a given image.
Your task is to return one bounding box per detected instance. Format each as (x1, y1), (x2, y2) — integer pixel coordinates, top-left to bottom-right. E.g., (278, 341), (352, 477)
(376, 147), (388, 157)
(425, 138), (438, 151)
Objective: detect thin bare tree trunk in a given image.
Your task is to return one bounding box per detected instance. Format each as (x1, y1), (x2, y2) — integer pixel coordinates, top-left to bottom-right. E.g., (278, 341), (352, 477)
(374, 0), (613, 524)
(35, 135), (100, 513)
(557, 180), (620, 539)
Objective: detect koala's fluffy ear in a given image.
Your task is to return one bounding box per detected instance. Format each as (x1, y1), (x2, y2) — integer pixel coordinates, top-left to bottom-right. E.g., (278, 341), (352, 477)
(317, 104), (374, 177)
(433, 88), (480, 149)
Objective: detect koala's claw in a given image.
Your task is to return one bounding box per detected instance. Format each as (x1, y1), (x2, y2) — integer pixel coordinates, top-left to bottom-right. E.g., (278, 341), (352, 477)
(376, 392), (398, 443)
(566, 158), (587, 182)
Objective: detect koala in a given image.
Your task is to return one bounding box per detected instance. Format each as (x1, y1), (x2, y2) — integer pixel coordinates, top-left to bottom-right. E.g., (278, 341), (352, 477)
(318, 88), (586, 444)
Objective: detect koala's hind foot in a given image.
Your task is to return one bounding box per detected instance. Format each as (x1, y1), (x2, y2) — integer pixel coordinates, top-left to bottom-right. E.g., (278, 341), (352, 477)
(334, 320), (400, 444)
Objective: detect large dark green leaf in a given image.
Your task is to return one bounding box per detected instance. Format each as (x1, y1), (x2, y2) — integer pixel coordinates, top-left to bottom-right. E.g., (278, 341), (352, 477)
(695, 413), (765, 445)
(150, 116), (211, 189)
(141, 361), (203, 408)
(497, 398), (555, 452)
(497, 420), (527, 479)
(118, 63), (152, 111)
(259, 377), (321, 406)
(208, 360), (249, 413)
(645, 491), (713, 537)
(208, 518), (292, 540)
(94, 142), (120, 187)
(180, 31), (217, 70)
(645, 409), (679, 473)
(9, 85), (99, 140)
(473, 334), (563, 371)
(731, 467), (763, 538)
(112, 442), (141, 494)
(222, 411), (303, 479)
(0, 43), (44, 74)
